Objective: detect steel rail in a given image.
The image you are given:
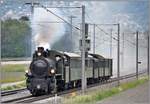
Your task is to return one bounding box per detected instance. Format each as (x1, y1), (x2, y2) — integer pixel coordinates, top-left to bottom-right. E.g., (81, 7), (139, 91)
(1, 88), (27, 96)
(2, 95), (32, 103)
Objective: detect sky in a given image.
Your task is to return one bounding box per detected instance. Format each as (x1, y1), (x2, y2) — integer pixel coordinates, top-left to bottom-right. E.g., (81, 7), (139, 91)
(0, 0), (149, 31)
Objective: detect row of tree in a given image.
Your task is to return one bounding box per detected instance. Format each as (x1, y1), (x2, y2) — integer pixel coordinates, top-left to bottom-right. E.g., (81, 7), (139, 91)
(1, 17), (74, 58)
(1, 18), (31, 58)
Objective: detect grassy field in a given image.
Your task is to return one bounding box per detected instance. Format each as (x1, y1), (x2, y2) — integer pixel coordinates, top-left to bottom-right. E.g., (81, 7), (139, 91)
(1, 64), (28, 83)
(1, 81), (26, 91)
(63, 76), (148, 104)
(1, 76), (25, 84)
(1, 64), (28, 72)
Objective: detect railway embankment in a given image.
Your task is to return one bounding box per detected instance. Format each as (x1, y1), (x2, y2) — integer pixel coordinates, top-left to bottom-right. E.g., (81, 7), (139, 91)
(97, 78), (149, 104)
(63, 76), (148, 104)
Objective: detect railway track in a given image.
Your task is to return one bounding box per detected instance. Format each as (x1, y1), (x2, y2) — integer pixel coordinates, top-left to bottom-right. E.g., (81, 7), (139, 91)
(1, 88), (27, 96)
(2, 70), (147, 103)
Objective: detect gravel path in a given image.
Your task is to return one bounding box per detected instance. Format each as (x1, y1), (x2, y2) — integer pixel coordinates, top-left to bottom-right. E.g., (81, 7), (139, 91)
(97, 81), (149, 104)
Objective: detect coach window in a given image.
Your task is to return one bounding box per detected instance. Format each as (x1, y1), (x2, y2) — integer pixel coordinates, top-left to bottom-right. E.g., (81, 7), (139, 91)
(64, 56), (69, 66)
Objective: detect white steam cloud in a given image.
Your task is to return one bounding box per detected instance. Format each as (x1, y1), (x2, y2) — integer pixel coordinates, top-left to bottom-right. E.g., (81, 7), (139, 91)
(31, 8), (65, 50)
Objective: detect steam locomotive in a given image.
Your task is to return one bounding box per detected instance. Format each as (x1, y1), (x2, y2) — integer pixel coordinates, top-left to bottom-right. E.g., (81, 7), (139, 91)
(25, 47), (113, 96)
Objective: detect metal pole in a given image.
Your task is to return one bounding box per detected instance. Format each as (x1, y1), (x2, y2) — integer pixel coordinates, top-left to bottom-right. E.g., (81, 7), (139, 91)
(70, 16), (76, 52)
(122, 32), (124, 71)
(136, 31), (139, 79)
(93, 24), (96, 54)
(0, 20), (1, 99)
(110, 28), (113, 58)
(81, 5), (86, 94)
(70, 16), (73, 45)
(31, 1), (34, 56)
(0, 20), (1, 61)
(25, 1), (41, 56)
(117, 23), (120, 86)
(147, 31), (149, 78)
(70, 16), (73, 52)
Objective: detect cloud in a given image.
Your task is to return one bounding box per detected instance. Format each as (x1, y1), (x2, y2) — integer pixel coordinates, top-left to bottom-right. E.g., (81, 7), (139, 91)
(113, 13), (143, 32)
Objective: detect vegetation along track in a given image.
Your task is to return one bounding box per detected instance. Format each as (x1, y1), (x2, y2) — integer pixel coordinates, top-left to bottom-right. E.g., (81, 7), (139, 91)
(2, 70), (147, 103)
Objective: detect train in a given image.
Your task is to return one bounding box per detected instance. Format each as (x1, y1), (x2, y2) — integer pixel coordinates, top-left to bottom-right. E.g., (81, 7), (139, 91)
(25, 47), (113, 96)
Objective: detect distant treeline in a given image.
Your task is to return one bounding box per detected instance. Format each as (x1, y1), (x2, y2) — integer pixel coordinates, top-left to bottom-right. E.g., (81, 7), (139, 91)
(1, 18), (74, 58)
(1, 18), (31, 58)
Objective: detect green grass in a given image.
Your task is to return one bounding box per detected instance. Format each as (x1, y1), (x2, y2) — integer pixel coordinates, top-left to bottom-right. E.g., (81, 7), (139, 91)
(64, 76), (148, 104)
(1, 81), (26, 91)
(1, 64), (28, 83)
(1, 77), (25, 83)
(1, 64), (28, 72)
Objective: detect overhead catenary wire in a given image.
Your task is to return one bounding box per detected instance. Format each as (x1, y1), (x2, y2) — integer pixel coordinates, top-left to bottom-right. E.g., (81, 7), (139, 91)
(27, 2), (147, 49)
(85, 12), (147, 48)
(30, 3), (122, 42)
(85, 12), (118, 41)
(39, 4), (81, 31)
(39, 4), (95, 37)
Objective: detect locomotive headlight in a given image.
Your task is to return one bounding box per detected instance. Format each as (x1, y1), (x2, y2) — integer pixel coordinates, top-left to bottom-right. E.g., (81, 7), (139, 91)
(25, 69), (32, 75)
(25, 70), (28, 73)
(51, 69), (55, 74)
(37, 85), (40, 89)
(37, 52), (41, 56)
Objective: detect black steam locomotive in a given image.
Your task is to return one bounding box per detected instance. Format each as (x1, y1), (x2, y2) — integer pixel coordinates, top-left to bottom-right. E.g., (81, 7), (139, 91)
(25, 47), (113, 96)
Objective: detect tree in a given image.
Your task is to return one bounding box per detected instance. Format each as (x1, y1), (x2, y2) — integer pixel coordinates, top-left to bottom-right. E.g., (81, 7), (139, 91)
(1, 19), (31, 58)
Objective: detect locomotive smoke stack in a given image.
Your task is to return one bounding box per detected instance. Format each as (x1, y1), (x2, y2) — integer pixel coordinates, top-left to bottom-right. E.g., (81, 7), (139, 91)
(36, 42), (50, 50)
(37, 47), (44, 51)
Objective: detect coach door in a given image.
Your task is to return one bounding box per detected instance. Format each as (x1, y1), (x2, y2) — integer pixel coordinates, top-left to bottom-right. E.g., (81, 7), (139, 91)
(64, 57), (70, 83)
